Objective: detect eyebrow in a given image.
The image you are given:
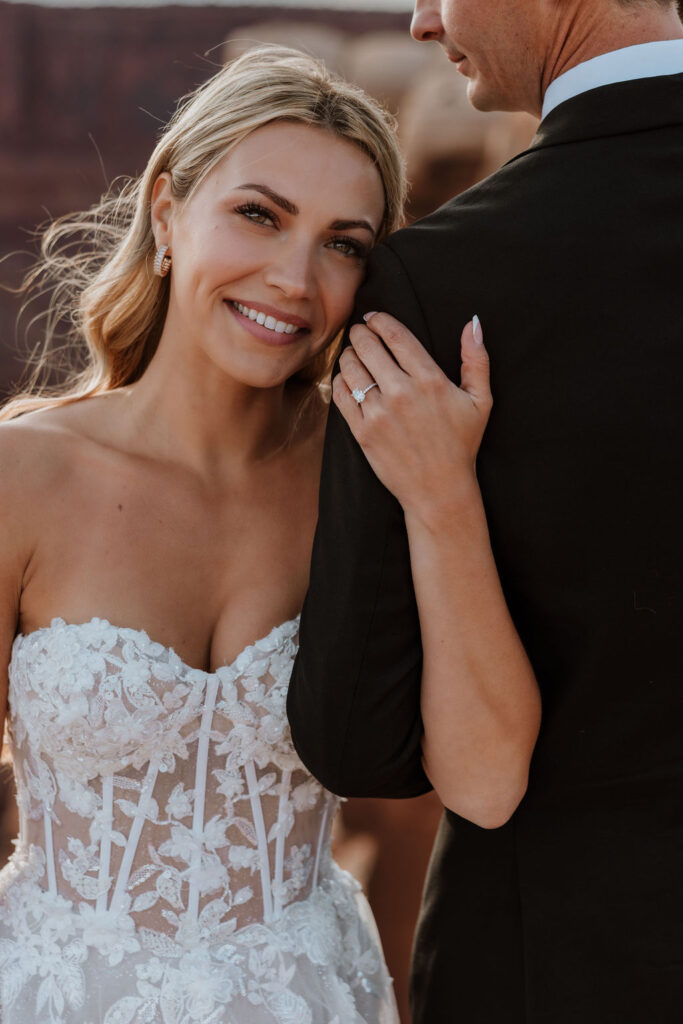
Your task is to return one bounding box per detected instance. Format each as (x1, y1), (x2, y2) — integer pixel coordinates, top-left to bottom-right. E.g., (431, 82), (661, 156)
(330, 219), (376, 237)
(236, 183), (377, 237)
(237, 183), (298, 216)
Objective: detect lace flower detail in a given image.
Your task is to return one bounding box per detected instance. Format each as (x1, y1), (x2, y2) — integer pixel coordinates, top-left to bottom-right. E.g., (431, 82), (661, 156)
(78, 902), (141, 966)
(1, 615), (397, 1024)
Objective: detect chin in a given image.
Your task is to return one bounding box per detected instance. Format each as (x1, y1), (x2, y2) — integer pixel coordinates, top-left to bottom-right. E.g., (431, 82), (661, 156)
(467, 80), (497, 112)
(205, 337), (314, 388)
(233, 364), (302, 390)
(467, 77), (516, 114)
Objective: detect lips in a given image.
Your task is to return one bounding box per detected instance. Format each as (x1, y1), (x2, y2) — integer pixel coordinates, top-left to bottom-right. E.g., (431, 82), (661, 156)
(225, 299), (314, 348)
(446, 48), (467, 65)
(227, 298), (311, 332)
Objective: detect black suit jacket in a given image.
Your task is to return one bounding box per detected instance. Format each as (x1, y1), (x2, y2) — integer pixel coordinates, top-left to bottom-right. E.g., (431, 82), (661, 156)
(287, 75), (683, 1023)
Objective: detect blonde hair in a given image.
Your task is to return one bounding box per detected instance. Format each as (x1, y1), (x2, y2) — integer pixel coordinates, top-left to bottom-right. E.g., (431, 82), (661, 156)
(2, 45), (406, 422)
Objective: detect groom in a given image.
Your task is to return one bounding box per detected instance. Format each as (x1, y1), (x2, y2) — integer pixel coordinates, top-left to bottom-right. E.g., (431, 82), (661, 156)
(288, 1), (683, 1021)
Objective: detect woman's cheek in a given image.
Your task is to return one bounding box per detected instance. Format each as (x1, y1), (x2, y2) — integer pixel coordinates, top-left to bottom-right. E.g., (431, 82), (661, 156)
(326, 267), (365, 329)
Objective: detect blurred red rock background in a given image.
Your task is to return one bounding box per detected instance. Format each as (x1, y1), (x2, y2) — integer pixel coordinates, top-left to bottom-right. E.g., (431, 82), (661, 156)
(0, 4), (539, 1019)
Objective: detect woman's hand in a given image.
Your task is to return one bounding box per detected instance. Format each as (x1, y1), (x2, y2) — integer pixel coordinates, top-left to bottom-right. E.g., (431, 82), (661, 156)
(333, 313), (491, 522)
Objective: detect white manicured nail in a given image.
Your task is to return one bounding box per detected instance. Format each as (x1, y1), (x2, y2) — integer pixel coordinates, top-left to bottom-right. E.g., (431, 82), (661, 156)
(472, 315), (483, 345)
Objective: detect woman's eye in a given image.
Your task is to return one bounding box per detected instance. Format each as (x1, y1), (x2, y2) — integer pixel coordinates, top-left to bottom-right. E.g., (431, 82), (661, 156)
(329, 237), (368, 260)
(236, 203), (277, 227)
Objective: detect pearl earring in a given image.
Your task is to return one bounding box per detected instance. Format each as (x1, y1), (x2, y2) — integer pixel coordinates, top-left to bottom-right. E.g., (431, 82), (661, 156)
(153, 244), (172, 277)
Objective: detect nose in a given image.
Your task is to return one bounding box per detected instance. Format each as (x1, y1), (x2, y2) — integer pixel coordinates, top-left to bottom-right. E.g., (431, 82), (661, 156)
(411, 0), (443, 43)
(264, 238), (317, 302)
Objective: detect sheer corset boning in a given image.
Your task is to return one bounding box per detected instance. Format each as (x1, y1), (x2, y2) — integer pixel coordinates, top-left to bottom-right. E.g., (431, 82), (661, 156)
(0, 617), (397, 1024)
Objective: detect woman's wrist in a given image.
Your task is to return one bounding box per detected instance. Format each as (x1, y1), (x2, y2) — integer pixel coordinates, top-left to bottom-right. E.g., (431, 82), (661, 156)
(402, 470), (486, 535)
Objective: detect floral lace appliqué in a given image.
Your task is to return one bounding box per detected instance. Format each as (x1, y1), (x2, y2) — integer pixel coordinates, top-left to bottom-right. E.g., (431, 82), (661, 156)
(0, 617), (397, 1024)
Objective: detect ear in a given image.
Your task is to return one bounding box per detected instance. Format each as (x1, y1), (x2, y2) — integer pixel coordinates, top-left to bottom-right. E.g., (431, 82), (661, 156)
(150, 172), (175, 249)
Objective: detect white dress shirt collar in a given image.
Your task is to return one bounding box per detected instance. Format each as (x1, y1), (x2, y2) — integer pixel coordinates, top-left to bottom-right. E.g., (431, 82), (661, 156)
(542, 39), (683, 120)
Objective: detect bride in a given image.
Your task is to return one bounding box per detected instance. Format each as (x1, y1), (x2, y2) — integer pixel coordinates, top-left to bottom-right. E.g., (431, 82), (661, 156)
(0, 46), (406, 1024)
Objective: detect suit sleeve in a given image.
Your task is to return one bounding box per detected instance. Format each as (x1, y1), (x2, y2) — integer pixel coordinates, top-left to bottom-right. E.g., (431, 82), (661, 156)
(287, 242), (434, 798)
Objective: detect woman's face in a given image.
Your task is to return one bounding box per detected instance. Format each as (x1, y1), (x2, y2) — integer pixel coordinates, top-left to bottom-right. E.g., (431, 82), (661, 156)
(153, 121), (387, 389)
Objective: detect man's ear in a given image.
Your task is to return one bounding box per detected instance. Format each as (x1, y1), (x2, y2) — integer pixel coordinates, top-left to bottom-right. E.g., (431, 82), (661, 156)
(150, 172), (175, 249)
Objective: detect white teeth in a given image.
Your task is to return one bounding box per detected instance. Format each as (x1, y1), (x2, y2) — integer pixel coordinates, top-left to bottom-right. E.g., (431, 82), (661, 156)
(232, 301), (302, 334)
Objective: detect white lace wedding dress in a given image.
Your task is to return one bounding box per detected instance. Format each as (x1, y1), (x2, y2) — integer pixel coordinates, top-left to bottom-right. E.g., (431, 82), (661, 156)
(0, 615), (399, 1024)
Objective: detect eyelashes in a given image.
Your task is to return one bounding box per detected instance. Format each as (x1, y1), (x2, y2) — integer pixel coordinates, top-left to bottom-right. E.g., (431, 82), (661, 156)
(234, 202), (369, 260)
(235, 202), (276, 227)
(329, 236), (369, 260)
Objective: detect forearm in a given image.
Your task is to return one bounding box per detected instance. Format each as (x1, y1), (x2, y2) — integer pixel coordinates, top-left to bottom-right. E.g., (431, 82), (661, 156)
(405, 479), (541, 828)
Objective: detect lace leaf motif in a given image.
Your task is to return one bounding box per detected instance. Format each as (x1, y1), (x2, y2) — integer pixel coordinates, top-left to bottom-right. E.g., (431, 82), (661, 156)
(0, 616), (396, 1023)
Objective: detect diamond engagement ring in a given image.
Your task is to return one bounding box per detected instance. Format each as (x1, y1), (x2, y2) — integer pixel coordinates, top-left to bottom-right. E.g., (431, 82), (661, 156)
(352, 383), (379, 405)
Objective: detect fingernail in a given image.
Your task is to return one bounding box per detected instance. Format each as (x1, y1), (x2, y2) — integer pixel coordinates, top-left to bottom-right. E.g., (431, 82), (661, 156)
(363, 312), (378, 322)
(472, 314), (483, 345)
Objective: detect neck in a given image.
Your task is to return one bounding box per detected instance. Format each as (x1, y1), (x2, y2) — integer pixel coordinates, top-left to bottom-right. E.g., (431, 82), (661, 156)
(537, 1), (683, 113)
(121, 333), (295, 483)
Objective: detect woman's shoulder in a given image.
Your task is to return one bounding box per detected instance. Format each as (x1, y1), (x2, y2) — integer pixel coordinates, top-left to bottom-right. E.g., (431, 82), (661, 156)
(0, 404), (111, 573)
(0, 402), (99, 501)
(0, 390), (122, 447)
(1, 402), (78, 455)
(0, 415), (63, 571)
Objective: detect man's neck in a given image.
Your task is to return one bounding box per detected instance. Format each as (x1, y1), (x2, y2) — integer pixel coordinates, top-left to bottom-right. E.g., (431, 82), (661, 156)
(538, 2), (683, 109)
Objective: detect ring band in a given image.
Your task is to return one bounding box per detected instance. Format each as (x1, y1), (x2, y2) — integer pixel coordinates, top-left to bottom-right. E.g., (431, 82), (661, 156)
(352, 382), (379, 405)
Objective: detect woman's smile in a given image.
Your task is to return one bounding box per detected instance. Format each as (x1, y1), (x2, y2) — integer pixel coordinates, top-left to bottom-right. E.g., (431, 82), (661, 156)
(226, 298), (311, 346)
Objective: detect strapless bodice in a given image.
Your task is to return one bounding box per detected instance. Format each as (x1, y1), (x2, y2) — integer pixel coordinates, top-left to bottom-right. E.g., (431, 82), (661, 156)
(4, 615), (336, 935)
(0, 617), (397, 1023)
